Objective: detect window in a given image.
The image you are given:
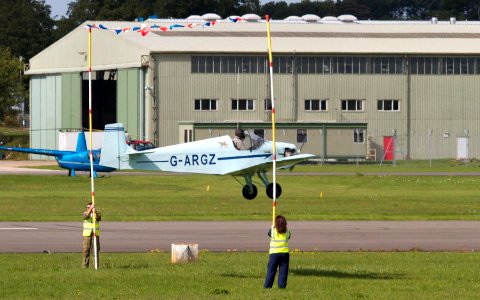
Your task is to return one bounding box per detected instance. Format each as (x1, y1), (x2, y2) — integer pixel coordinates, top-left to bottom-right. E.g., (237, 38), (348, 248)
(254, 129), (265, 139)
(232, 99), (254, 111)
(194, 99), (217, 111)
(194, 55), (415, 74)
(184, 129), (193, 143)
(297, 129), (307, 143)
(191, 56), (199, 73)
(304, 99), (327, 111)
(341, 100), (364, 111)
(377, 100), (399, 111)
(264, 99), (272, 111)
(354, 129), (364, 143)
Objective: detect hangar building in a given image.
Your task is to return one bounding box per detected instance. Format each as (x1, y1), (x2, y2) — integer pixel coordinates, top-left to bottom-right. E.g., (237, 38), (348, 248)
(25, 14), (480, 161)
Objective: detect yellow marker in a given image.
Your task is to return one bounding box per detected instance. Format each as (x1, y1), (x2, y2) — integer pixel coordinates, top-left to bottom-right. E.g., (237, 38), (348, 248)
(207, 185), (210, 192)
(320, 192), (323, 198)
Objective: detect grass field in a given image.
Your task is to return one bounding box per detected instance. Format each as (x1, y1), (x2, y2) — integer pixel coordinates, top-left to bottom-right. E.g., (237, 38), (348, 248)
(1, 252), (480, 299)
(0, 126), (29, 160)
(2, 172), (480, 221)
(2, 167), (480, 299)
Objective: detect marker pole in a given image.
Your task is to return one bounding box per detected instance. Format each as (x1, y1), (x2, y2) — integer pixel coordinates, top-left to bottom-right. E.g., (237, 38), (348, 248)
(87, 27), (98, 270)
(266, 15), (277, 226)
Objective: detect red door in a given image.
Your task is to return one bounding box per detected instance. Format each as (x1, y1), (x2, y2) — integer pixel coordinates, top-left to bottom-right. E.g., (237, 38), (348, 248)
(383, 136), (394, 160)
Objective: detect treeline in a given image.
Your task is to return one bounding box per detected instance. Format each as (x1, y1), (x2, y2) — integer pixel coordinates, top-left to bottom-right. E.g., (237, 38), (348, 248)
(2, 0), (480, 62)
(0, 0), (478, 122)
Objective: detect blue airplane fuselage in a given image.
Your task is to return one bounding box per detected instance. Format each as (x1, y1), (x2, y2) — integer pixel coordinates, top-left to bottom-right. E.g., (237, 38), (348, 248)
(0, 132), (115, 176)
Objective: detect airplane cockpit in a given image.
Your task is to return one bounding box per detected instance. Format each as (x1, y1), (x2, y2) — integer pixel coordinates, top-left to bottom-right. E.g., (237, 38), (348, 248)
(243, 130), (265, 151)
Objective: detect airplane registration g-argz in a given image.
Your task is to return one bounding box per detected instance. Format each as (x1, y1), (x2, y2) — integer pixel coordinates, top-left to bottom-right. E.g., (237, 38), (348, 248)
(100, 123), (315, 200)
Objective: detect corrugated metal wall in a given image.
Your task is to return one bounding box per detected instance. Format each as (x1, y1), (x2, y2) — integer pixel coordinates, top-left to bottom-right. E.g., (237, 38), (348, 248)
(61, 73), (81, 130)
(152, 54), (480, 159)
(156, 54), (399, 158)
(409, 76), (480, 159)
(117, 68), (144, 140)
(30, 75), (62, 159)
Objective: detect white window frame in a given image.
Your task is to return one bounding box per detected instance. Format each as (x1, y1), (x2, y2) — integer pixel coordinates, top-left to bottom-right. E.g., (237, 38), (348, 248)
(194, 99), (217, 111)
(297, 129), (308, 143)
(232, 99), (255, 111)
(353, 129), (365, 144)
(377, 99), (400, 111)
(341, 99), (364, 112)
(264, 99), (272, 111)
(304, 99), (328, 111)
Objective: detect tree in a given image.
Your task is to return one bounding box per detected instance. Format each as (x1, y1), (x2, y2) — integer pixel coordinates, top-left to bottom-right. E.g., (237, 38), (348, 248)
(0, 48), (26, 122)
(0, 0), (55, 60)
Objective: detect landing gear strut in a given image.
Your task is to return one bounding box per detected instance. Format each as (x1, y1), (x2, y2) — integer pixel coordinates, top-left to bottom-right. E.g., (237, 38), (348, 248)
(240, 173), (283, 200)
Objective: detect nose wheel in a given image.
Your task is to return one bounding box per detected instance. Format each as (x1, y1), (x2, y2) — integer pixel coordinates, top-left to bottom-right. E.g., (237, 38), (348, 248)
(242, 184), (258, 200)
(266, 183), (282, 199)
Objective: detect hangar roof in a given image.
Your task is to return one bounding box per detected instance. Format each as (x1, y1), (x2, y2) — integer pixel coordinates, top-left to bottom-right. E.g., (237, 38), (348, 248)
(26, 17), (480, 75)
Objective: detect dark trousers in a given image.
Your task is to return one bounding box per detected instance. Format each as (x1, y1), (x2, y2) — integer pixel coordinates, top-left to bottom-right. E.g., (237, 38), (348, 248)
(264, 252), (289, 289)
(82, 235), (100, 268)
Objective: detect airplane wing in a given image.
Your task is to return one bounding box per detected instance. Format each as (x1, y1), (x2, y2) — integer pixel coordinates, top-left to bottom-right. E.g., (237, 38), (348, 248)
(228, 153), (315, 176)
(0, 146), (75, 158)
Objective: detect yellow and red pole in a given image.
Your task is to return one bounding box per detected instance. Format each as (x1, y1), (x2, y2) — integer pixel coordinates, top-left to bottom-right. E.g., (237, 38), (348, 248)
(87, 27), (98, 270)
(265, 15), (277, 227)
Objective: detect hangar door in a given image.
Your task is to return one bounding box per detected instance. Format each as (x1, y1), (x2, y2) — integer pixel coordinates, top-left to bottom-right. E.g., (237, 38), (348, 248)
(117, 68), (144, 141)
(81, 70), (117, 130)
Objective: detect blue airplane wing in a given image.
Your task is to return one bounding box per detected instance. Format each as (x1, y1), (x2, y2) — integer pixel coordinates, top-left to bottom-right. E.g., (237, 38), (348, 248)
(0, 145), (75, 158)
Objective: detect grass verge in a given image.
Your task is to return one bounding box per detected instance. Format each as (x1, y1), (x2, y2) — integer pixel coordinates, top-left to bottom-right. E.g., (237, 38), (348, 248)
(1, 174), (480, 221)
(1, 251), (479, 299)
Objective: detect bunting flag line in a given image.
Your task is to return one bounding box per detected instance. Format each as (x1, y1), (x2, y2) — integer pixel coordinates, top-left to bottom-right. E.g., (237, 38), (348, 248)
(85, 17), (244, 36)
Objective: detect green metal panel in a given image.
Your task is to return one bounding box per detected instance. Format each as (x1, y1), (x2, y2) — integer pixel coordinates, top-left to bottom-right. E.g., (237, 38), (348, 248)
(30, 75), (62, 159)
(117, 68), (142, 140)
(61, 73), (81, 130)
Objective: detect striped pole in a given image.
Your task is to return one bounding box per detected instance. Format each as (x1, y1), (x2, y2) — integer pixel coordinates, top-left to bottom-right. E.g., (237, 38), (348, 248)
(265, 15), (277, 226)
(87, 27), (98, 270)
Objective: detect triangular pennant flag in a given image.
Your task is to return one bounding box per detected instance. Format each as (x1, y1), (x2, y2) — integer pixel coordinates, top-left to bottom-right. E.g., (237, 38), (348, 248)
(169, 24), (185, 30)
(140, 28), (152, 36)
(99, 24), (108, 30)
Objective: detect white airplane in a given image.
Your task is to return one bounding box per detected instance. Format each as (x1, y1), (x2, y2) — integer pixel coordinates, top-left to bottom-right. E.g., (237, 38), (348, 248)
(99, 123), (315, 200)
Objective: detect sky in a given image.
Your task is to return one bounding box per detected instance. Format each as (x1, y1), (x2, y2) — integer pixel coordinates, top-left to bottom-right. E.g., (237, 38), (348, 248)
(44, 0), (302, 19)
(45, 0), (70, 19)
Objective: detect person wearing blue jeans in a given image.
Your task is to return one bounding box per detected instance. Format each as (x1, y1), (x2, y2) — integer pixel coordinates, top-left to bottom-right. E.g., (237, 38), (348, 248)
(264, 215), (291, 289)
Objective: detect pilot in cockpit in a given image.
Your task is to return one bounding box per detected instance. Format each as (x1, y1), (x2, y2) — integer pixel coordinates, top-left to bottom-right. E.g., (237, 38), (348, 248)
(232, 128), (247, 150)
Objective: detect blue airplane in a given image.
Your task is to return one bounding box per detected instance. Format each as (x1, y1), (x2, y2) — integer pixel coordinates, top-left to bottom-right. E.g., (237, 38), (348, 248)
(0, 131), (115, 177)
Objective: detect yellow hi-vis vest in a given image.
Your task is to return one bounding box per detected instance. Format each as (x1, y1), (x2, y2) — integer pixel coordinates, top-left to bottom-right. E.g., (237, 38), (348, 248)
(269, 228), (290, 254)
(83, 215), (100, 237)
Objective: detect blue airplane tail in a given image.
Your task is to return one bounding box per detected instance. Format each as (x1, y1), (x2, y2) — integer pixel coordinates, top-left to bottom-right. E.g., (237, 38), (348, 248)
(76, 131), (88, 152)
(99, 123), (131, 170)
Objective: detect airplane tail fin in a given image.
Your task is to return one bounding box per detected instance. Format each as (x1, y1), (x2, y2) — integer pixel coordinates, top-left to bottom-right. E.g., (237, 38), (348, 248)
(99, 123), (131, 170)
(76, 132), (88, 152)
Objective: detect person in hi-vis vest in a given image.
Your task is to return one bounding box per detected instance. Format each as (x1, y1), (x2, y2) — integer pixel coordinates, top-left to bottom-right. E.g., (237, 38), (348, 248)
(264, 215), (291, 289)
(82, 202), (101, 268)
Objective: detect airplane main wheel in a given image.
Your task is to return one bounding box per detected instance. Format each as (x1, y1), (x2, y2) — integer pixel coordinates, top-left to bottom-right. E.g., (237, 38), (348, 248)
(242, 184), (258, 200)
(266, 183), (282, 199)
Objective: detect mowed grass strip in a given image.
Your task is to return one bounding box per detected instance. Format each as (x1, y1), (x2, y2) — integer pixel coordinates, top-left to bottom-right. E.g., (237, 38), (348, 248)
(2, 174), (480, 221)
(1, 252), (480, 299)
